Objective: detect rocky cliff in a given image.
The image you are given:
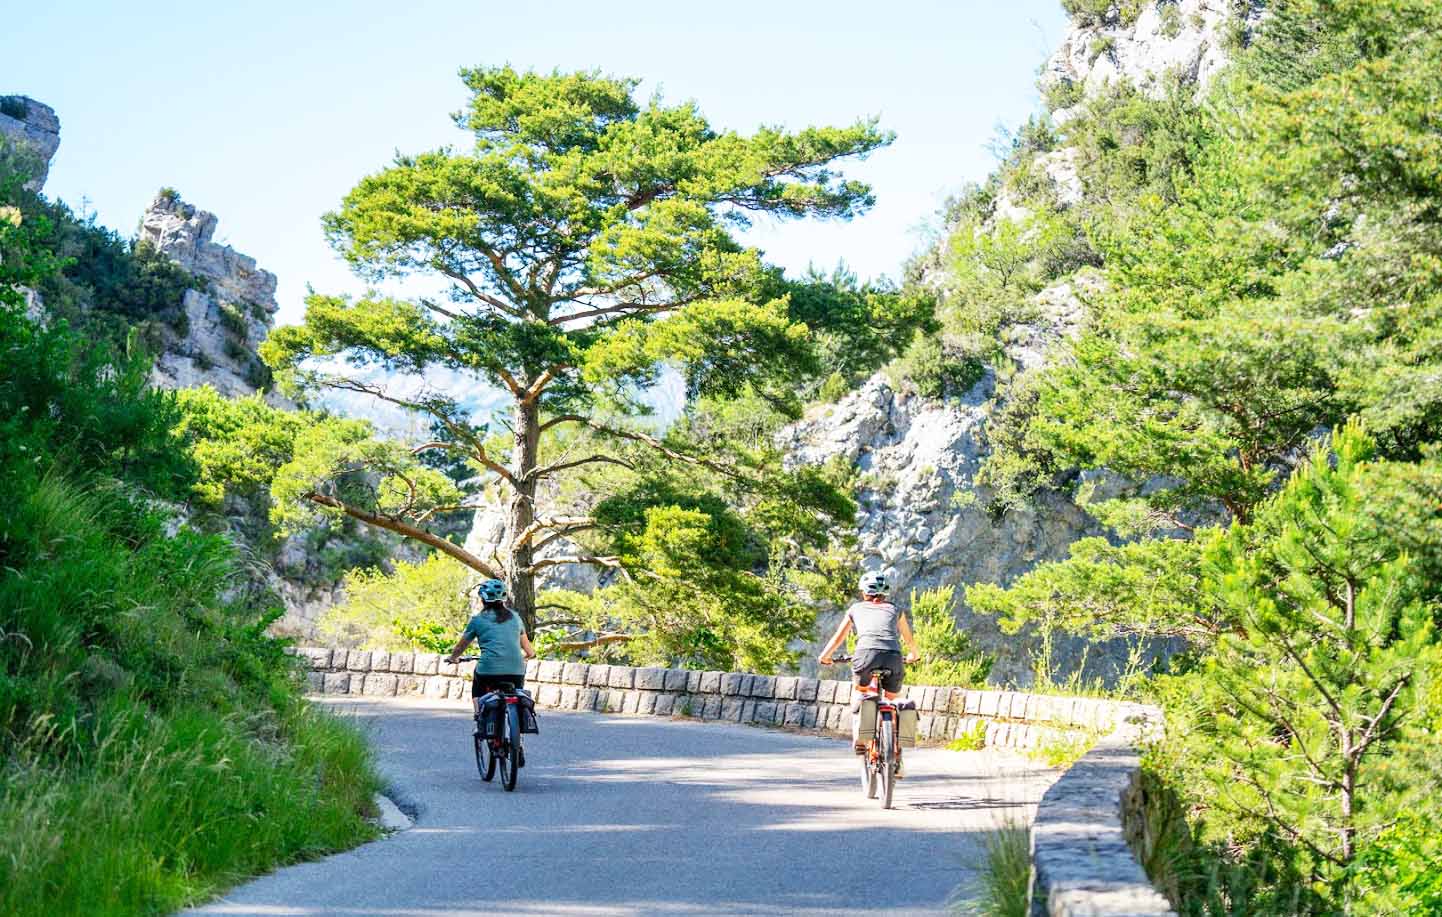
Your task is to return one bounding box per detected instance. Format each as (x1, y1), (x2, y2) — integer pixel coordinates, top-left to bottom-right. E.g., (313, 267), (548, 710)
(139, 191), (284, 400)
(0, 96), (60, 190)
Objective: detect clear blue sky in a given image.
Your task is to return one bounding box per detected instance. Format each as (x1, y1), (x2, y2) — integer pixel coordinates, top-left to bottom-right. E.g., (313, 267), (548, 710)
(5, 1), (1067, 325)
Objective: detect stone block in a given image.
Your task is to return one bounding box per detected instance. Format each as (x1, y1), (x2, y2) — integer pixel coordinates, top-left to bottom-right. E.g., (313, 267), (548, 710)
(537, 660), (563, 682)
(963, 690), (981, 715)
(803, 705), (820, 729)
(389, 651), (414, 674)
(305, 671), (324, 693)
(414, 653), (440, 676)
(608, 667), (636, 689)
(363, 673), (398, 697)
(537, 684), (561, 707)
(621, 691), (641, 714)
(978, 691), (1000, 718)
(562, 662), (589, 685)
(654, 693), (675, 716)
(369, 651), (390, 673)
(827, 705), (845, 732)
(525, 659), (539, 680)
(439, 659), (460, 678)
(635, 667), (667, 690)
(754, 701), (777, 723)
(1032, 696), (1056, 723)
(346, 650), (371, 672)
(834, 682), (853, 705)
(748, 675), (775, 698)
(636, 691), (659, 715)
(816, 680), (837, 704)
(918, 714), (936, 741)
(797, 678), (819, 701)
(580, 687), (601, 710)
(606, 690), (627, 713)
(718, 697), (742, 722)
(921, 687), (939, 712)
(700, 696), (723, 719)
(399, 675), (423, 696)
(736, 699), (754, 722)
(700, 671), (722, 693)
(558, 686), (580, 709)
(985, 720), (1009, 747)
(686, 670), (703, 693)
(299, 647), (331, 669)
(587, 664), (612, 686)
(783, 704), (807, 727)
(664, 668), (690, 691)
(773, 676), (798, 700)
(348, 674), (367, 695)
(322, 672), (349, 694)
(721, 673), (747, 696)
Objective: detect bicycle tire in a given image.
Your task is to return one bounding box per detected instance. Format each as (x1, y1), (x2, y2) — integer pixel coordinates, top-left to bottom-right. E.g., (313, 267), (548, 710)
(475, 728), (496, 782)
(861, 747), (878, 798)
(501, 705), (521, 791)
(879, 716), (895, 810)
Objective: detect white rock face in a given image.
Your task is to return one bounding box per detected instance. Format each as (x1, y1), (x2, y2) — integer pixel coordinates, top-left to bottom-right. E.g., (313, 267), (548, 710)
(779, 374), (1106, 685)
(139, 192), (282, 399)
(0, 96), (60, 190)
(1043, 0), (1259, 119)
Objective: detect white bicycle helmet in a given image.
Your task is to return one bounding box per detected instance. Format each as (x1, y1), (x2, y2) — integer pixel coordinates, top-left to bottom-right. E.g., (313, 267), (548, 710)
(859, 570), (890, 597)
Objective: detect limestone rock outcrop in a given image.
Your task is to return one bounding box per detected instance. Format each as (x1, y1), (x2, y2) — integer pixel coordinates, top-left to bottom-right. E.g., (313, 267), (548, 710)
(139, 191), (282, 399)
(0, 96), (60, 190)
(1043, 0), (1261, 122)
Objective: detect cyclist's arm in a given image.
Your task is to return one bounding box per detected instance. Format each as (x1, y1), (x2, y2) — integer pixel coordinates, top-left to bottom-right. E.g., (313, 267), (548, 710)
(445, 632), (473, 664)
(519, 629), (537, 660)
(817, 616), (853, 665)
(897, 613), (921, 664)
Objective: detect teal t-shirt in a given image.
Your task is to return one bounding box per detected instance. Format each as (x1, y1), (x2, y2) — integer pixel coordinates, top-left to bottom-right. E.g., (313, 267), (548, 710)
(462, 607), (526, 676)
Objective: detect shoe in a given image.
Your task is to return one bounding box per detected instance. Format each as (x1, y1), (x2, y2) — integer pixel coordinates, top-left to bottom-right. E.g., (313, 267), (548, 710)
(518, 745), (526, 768)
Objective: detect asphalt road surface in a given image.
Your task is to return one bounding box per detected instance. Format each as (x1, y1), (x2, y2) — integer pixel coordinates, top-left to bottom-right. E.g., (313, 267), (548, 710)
(190, 697), (1058, 916)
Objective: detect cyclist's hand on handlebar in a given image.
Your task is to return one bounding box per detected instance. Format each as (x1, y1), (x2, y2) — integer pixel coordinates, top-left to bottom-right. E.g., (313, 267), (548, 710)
(818, 654), (833, 666)
(905, 651), (920, 664)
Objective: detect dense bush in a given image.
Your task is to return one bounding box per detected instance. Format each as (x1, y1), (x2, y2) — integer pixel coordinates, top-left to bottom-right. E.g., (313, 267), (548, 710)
(0, 189), (379, 914)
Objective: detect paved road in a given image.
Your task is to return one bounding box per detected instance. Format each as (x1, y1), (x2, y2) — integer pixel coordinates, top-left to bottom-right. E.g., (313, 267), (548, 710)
(191, 697), (1058, 916)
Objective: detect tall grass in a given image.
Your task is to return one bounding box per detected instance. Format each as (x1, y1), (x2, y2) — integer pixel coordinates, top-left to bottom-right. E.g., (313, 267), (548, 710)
(0, 477), (380, 916)
(955, 818), (1033, 917)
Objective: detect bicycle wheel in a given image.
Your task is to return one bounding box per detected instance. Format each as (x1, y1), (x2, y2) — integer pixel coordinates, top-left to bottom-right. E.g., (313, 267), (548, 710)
(861, 744), (878, 798)
(878, 716), (895, 810)
(474, 726), (496, 782)
(500, 705), (521, 792)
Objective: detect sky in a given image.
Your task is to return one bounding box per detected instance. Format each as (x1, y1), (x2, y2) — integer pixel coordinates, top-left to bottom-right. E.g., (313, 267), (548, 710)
(4, 0), (1068, 328)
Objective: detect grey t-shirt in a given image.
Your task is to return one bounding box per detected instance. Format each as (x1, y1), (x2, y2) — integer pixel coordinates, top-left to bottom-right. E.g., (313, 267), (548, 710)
(847, 600), (902, 653)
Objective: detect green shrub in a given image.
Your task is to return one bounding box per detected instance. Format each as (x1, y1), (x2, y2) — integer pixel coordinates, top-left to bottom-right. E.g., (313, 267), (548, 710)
(0, 262), (380, 913)
(908, 585), (993, 687)
(219, 300), (249, 337)
(946, 720), (988, 751)
(0, 95), (27, 120)
(320, 554), (472, 650)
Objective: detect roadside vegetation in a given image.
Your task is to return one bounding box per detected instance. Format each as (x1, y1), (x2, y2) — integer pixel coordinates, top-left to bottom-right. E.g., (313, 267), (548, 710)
(937, 1), (1442, 912)
(0, 158), (380, 917)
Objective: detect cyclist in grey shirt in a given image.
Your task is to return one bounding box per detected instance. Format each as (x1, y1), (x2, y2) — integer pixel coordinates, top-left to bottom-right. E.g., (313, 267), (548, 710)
(819, 570), (921, 769)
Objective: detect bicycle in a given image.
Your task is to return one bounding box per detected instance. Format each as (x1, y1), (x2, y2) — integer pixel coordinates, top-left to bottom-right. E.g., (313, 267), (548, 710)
(458, 657), (528, 792)
(832, 653), (901, 810)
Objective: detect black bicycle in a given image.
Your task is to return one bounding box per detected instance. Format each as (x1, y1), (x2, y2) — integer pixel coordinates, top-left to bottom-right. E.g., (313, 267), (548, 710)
(833, 653), (900, 809)
(459, 657), (528, 792)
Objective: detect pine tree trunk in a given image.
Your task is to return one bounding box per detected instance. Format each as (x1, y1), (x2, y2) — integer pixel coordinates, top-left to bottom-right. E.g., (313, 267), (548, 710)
(506, 395), (540, 636)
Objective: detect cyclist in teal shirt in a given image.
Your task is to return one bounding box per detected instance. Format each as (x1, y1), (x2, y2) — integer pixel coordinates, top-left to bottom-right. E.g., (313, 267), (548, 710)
(446, 579), (536, 699)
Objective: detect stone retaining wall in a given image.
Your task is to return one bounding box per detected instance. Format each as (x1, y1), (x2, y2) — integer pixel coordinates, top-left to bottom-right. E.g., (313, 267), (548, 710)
(293, 647), (1123, 752)
(1027, 705), (1175, 916)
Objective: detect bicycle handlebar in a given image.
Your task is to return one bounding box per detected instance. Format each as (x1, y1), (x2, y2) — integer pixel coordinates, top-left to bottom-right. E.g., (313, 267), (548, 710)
(455, 655), (478, 662)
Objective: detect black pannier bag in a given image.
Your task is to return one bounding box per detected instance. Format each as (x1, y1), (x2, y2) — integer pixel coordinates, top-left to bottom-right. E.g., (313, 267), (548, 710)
(475, 691), (504, 739)
(517, 689), (540, 734)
